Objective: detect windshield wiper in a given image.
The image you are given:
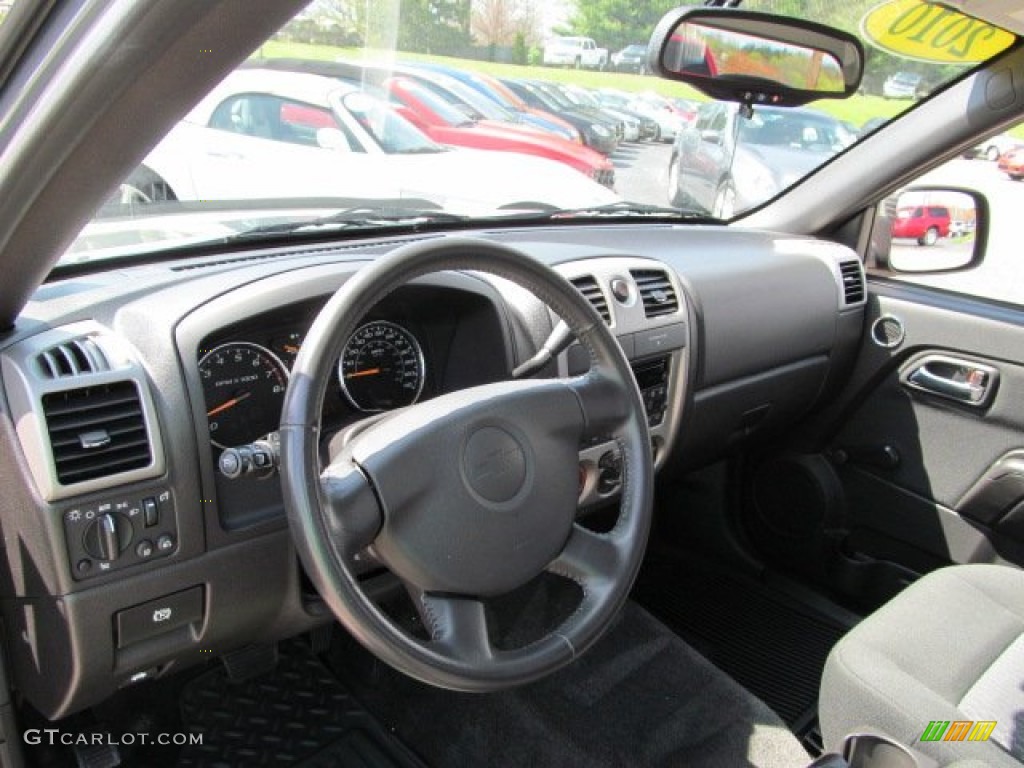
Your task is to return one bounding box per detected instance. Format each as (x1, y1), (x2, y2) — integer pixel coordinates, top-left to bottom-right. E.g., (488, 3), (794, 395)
(228, 203), (468, 240)
(503, 201), (717, 220)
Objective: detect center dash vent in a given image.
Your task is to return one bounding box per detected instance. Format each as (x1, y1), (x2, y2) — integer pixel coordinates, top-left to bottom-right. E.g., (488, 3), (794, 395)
(839, 260), (865, 305)
(569, 275), (611, 324)
(42, 382), (152, 485)
(631, 269), (679, 318)
(37, 338), (110, 379)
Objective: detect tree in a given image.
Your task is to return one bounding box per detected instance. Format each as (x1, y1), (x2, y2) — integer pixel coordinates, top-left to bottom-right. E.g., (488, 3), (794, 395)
(566, 0), (681, 52)
(471, 0), (541, 47)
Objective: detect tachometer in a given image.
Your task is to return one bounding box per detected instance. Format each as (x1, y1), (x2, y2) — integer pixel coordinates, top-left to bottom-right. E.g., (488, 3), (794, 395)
(199, 342), (288, 448)
(339, 321), (425, 412)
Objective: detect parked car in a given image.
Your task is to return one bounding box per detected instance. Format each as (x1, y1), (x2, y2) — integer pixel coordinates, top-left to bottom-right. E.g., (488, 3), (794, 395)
(998, 145), (1024, 178)
(382, 76), (616, 187)
(128, 68), (617, 214)
(501, 79), (620, 154)
(405, 63), (581, 143)
(667, 103), (854, 216)
(593, 90), (660, 141)
(559, 85), (641, 142)
(626, 92), (690, 142)
(891, 204), (951, 245)
(882, 71), (925, 99)
(965, 132), (1022, 160)
(610, 44), (648, 73)
(542, 36), (608, 69)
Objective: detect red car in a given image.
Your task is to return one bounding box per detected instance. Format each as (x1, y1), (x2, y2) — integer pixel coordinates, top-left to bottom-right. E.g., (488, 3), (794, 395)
(385, 76), (615, 188)
(998, 146), (1024, 179)
(891, 205), (951, 246)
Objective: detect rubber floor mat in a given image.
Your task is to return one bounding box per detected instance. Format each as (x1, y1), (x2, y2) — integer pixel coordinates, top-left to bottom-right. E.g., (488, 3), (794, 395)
(634, 558), (849, 727)
(177, 639), (424, 768)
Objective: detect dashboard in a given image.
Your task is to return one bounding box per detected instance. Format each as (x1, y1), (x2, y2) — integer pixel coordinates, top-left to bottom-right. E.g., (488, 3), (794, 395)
(0, 224), (864, 718)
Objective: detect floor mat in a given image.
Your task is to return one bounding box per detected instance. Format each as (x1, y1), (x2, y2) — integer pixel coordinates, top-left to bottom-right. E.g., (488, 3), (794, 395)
(331, 601), (812, 768)
(634, 557), (850, 731)
(177, 639), (424, 768)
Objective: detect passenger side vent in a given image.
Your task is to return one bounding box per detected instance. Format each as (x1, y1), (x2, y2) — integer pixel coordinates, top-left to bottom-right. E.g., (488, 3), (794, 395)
(569, 275), (611, 324)
(631, 269), (679, 318)
(42, 382), (152, 485)
(839, 260), (865, 305)
(37, 338), (110, 379)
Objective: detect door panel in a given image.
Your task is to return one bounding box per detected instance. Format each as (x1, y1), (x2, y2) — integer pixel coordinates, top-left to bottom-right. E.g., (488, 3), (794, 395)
(823, 281), (1024, 575)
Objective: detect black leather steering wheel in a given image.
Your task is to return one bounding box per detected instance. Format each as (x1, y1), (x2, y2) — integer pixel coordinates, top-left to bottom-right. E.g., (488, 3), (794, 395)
(280, 237), (653, 691)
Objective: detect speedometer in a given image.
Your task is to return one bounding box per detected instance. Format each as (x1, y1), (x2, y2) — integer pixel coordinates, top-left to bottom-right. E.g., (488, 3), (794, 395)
(338, 321), (425, 412)
(199, 342), (288, 448)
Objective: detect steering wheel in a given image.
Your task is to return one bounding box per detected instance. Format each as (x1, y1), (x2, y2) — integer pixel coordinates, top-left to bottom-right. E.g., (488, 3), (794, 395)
(280, 237), (653, 691)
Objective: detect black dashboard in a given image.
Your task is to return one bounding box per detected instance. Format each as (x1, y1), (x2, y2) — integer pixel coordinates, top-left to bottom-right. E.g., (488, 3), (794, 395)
(0, 224), (865, 718)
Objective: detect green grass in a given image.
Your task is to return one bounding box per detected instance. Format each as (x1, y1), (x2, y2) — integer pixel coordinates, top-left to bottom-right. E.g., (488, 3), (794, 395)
(256, 39), (917, 129)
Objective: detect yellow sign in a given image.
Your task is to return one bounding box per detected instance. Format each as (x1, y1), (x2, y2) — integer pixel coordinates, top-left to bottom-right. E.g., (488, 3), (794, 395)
(860, 0), (1015, 64)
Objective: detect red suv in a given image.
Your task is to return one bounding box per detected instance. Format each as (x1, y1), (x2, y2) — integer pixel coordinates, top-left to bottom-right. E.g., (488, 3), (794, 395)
(891, 204), (951, 245)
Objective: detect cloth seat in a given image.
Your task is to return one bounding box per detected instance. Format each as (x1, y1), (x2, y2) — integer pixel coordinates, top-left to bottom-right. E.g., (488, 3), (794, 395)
(820, 564), (1024, 767)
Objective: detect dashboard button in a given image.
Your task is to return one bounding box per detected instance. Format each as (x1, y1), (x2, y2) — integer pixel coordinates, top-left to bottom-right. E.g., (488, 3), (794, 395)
(136, 540), (154, 558)
(157, 534), (175, 553)
(142, 497), (158, 527)
(116, 587), (203, 648)
(634, 323), (686, 358)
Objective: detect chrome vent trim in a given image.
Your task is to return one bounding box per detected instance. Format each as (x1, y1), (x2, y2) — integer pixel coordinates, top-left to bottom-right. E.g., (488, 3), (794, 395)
(569, 275), (611, 324)
(631, 268), (679, 317)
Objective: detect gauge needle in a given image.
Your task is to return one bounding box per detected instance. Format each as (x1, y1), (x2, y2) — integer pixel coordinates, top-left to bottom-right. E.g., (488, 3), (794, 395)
(345, 367), (381, 379)
(207, 391), (252, 417)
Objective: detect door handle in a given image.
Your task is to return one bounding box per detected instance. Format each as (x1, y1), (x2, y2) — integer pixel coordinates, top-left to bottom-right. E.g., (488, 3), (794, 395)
(902, 355), (998, 407)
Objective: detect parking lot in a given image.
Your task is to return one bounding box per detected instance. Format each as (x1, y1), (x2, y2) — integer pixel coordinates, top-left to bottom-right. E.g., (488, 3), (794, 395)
(610, 140), (673, 206)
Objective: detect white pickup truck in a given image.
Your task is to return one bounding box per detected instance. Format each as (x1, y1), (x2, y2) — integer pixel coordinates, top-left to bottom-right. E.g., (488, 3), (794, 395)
(543, 36), (609, 69)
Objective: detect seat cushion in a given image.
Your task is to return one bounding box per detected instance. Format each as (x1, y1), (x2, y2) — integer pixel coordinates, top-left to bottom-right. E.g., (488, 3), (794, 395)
(820, 564), (1024, 767)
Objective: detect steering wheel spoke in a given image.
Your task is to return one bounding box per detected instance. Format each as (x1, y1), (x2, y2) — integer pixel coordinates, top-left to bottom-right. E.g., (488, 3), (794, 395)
(547, 524), (623, 594)
(415, 592), (494, 662)
(569, 370), (633, 440)
(318, 460), (383, 556)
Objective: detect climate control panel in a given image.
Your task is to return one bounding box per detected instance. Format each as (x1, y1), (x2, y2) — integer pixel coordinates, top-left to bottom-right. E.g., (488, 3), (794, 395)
(63, 488), (177, 579)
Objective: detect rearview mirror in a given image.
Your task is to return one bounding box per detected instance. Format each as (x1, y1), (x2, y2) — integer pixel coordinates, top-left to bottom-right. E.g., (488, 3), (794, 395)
(880, 188), (986, 273)
(648, 9), (864, 107)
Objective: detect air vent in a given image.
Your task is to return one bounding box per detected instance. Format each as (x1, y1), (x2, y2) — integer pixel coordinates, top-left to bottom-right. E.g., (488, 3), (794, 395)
(37, 338), (110, 379)
(631, 269), (679, 318)
(839, 260), (865, 305)
(42, 382), (152, 485)
(569, 275), (611, 324)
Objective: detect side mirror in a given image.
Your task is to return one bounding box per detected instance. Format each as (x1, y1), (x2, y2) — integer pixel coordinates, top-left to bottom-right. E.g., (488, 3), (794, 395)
(647, 8), (864, 107)
(879, 187), (987, 273)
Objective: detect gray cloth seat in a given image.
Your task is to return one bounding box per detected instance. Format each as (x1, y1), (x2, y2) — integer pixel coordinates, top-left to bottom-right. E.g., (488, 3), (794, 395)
(820, 564), (1024, 767)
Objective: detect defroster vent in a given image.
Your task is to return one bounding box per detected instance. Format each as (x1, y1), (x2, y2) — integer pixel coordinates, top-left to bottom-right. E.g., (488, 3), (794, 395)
(839, 260), (865, 305)
(37, 338), (110, 379)
(570, 275), (611, 324)
(631, 269), (678, 318)
(42, 381), (152, 485)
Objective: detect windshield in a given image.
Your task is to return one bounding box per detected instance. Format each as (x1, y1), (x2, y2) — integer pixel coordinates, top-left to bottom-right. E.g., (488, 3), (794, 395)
(66, 0), (1017, 265)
